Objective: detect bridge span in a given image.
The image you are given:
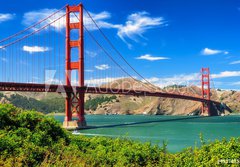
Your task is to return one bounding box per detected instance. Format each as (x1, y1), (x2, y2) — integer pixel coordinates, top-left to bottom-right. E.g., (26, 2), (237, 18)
(0, 3), (220, 129)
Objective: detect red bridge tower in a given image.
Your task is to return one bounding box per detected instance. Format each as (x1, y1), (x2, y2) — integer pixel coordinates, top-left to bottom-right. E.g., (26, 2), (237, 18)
(63, 4), (86, 129)
(201, 68), (211, 116)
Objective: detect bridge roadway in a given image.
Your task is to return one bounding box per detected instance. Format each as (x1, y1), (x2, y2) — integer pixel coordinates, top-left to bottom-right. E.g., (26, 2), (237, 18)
(0, 82), (220, 105)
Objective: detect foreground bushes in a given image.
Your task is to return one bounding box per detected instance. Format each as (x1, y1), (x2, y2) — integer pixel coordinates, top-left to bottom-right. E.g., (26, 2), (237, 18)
(0, 104), (240, 166)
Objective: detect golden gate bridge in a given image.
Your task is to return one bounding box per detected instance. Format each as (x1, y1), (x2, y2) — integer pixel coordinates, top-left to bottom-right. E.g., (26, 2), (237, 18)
(0, 3), (221, 129)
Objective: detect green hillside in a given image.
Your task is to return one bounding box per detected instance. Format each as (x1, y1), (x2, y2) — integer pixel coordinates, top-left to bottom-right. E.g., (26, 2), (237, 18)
(2, 94), (64, 114)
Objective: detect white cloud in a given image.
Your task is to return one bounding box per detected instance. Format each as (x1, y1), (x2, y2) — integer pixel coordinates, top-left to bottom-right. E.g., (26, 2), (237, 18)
(229, 60), (240, 65)
(95, 64), (110, 70)
(136, 54), (169, 61)
(211, 71), (240, 79)
(23, 45), (50, 54)
(44, 70), (62, 85)
(22, 9), (165, 48)
(0, 13), (15, 23)
(45, 78), (61, 84)
(143, 73), (201, 88)
(232, 81), (240, 86)
(162, 73), (200, 82)
(0, 46), (6, 50)
(85, 50), (97, 58)
(143, 71), (240, 88)
(86, 11), (121, 30)
(85, 77), (123, 86)
(145, 77), (160, 83)
(22, 9), (119, 32)
(0, 57), (7, 62)
(117, 12), (165, 45)
(201, 48), (228, 55)
(22, 9), (65, 31)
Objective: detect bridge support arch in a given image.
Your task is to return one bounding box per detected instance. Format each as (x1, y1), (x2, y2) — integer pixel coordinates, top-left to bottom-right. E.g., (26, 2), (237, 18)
(201, 68), (211, 116)
(63, 4), (86, 129)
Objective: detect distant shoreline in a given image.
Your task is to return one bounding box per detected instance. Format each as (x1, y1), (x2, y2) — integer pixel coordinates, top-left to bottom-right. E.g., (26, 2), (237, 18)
(46, 112), (240, 117)
(46, 112), (64, 116)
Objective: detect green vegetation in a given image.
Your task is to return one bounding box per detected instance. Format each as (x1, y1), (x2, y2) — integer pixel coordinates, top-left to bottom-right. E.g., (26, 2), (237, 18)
(0, 93), (119, 114)
(85, 95), (117, 111)
(8, 94), (47, 113)
(1, 94), (64, 114)
(40, 97), (64, 113)
(0, 104), (240, 166)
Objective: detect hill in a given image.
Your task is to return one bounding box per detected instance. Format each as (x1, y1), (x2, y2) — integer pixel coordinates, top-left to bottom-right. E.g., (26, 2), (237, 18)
(85, 78), (239, 115)
(0, 78), (239, 115)
(0, 92), (64, 114)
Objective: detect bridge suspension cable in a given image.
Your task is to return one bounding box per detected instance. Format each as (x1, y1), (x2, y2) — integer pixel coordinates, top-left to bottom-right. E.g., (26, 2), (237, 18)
(82, 7), (160, 91)
(76, 14), (160, 91)
(0, 4), (210, 95)
(0, 5), (66, 45)
(0, 3), (221, 126)
(1, 14), (66, 49)
(0, 7), (67, 84)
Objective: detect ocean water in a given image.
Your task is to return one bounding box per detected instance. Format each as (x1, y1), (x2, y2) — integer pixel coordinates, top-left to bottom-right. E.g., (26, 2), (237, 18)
(54, 115), (240, 153)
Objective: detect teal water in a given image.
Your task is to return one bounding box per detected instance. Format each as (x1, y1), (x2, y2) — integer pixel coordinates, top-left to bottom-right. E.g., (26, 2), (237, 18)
(54, 115), (240, 153)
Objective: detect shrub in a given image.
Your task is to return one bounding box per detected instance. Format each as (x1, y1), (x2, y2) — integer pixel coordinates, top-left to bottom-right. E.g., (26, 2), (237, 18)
(0, 103), (240, 166)
(0, 104), (69, 166)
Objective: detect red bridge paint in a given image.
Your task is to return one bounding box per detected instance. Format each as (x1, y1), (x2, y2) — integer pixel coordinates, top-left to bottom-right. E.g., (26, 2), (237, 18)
(201, 68), (211, 115)
(65, 4), (85, 126)
(0, 82), (220, 105)
(0, 3), (219, 128)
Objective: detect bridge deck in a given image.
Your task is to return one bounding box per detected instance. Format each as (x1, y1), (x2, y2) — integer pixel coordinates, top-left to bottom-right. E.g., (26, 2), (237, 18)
(0, 82), (219, 104)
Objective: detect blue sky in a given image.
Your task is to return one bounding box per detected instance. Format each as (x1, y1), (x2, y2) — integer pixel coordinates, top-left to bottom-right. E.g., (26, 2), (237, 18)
(0, 0), (240, 90)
